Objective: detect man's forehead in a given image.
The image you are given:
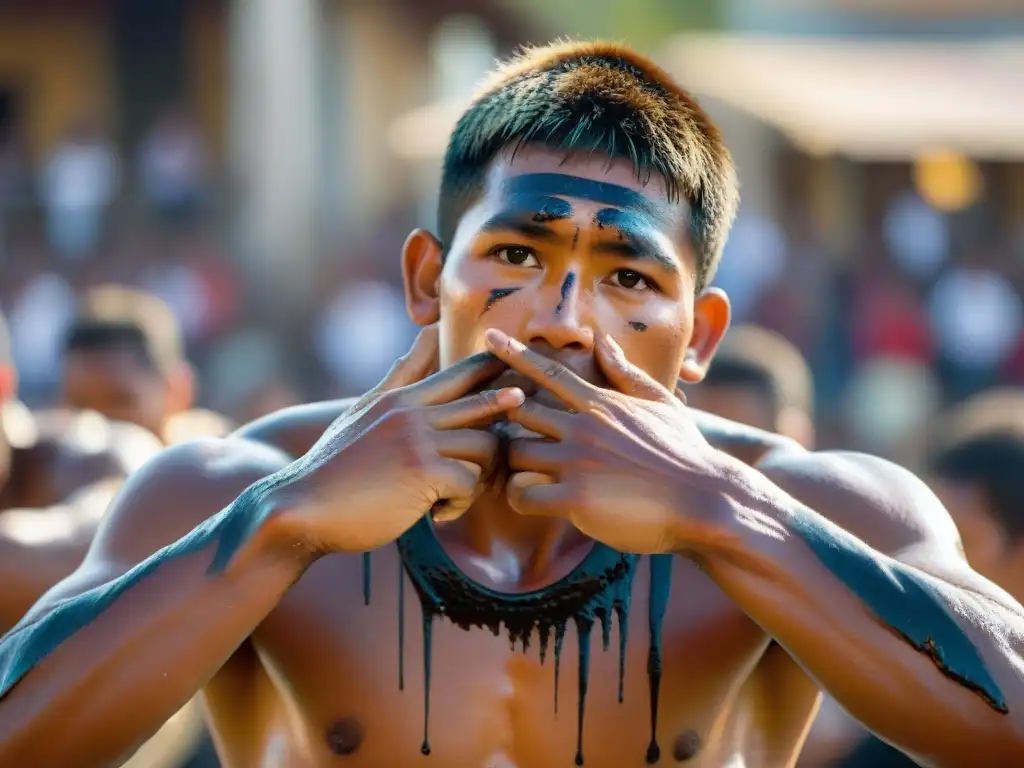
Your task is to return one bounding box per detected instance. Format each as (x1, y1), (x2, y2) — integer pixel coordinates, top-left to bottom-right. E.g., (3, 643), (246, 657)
(497, 173), (666, 218)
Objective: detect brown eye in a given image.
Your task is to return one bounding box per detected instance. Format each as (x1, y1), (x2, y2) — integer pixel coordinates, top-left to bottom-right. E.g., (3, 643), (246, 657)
(494, 246), (539, 268)
(610, 269), (648, 290)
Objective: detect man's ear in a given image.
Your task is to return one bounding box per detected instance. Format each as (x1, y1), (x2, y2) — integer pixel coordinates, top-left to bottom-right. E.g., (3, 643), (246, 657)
(402, 228), (444, 325)
(679, 287), (731, 384)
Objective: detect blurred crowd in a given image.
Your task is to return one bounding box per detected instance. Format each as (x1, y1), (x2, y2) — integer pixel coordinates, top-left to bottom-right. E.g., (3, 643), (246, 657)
(3, 107), (1023, 476)
(1, 92), (1023, 768)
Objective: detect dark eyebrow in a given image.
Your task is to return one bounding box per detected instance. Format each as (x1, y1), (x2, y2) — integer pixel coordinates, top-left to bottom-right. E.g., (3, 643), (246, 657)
(502, 174), (664, 219)
(479, 211), (563, 240)
(592, 208), (680, 274)
(479, 194), (574, 239)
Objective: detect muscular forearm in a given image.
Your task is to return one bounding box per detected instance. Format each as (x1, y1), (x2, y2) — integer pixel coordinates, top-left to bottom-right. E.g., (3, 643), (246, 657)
(0, 483), (309, 767)
(697, 499), (1024, 766)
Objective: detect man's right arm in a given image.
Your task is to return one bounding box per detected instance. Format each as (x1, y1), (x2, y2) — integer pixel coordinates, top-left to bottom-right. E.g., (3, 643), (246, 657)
(0, 437), (309, 767)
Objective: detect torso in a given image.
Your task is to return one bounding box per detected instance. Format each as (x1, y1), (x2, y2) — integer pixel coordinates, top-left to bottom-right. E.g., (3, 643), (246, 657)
(206, 400), (819, 768)
(207, 545), (792, 768)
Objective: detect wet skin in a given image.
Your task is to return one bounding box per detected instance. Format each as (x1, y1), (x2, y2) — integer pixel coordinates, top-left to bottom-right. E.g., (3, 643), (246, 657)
(3, 150), (1024, 767)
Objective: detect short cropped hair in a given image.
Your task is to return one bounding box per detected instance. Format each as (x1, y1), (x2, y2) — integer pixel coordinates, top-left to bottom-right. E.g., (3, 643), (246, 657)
(439, 41), (738, 292)
(704, 324), (813, 418)
(62, 285), (183, 374)
(929, 390), (1024, 541)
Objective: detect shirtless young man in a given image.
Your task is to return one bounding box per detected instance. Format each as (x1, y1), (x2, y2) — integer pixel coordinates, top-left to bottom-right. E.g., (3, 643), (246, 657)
(2, 42), (1024, 768)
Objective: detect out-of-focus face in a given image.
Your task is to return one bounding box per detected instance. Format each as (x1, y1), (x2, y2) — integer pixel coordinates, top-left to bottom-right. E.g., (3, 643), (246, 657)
(403, 147), (730, 406)
(62, 346), (169, 438)
(687, 385), (777, 433)
(930, 477), (1007, 577)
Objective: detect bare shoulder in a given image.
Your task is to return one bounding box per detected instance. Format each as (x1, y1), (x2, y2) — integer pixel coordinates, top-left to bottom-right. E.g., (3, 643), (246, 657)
(86, 436), (293, 569)
(755, 448), (963, 560)
(38, 409), (165, 479)
(233, 397), (361, 458)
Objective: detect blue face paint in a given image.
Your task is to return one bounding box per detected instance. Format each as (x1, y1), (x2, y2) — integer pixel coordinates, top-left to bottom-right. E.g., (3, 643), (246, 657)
(557, 273), (576, 315)
(786, 504), (1008, 713)
(593, 208), (679, 276)
(502, 174), (668, 222)
(484, 287), (521, 313)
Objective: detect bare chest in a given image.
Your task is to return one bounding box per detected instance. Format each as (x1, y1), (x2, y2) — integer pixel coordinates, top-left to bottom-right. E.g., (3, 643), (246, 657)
(246, 547), (772, 768)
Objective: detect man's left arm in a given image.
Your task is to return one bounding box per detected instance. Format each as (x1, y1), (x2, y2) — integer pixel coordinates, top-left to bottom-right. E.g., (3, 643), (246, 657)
(700, 448), (1024, 766)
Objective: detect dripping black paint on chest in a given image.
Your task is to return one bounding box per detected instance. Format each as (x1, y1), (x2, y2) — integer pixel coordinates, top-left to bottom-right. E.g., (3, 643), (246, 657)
(359, 522), (675, 765)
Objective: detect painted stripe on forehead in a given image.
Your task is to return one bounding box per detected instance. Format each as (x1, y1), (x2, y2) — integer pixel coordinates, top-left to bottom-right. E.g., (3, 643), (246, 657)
(501, 174), (666, 220)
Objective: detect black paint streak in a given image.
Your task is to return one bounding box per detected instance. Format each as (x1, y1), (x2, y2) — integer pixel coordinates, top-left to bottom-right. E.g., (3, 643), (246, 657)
(646, 555), (673, 764)
(398, 555), (405, 691)
(572, 226), (581, 250)
(628, 321), (648, 332)
(574, 617), (592, 766)
(557, 272), (576, 315)
(362, 552), (371, 606)
(0, 470), (291, 699)
(396, 517), (642, 765)
(594, 206), (649, 234)
(787, 505), (1008, 713)
(616, 602), (629, 703)
(531, 197), (573, 223)
(554, 622), (566, 714)
(421, 610), (433, 756)
(484, 287), (521, 313)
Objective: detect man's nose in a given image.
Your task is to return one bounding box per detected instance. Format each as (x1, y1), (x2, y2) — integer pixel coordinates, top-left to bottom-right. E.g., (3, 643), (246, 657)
(522, 271), (595, 351)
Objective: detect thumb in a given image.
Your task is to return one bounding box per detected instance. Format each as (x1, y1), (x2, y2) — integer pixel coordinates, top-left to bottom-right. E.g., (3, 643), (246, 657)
(372, 325), (440, 396)
(595, 335), (666, 401)
(430, 459), (480, 523)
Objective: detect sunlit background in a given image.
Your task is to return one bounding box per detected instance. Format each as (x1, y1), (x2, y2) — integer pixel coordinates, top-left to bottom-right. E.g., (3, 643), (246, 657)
(1, 0), (1022, 474)
(1, 2), (1022, 767)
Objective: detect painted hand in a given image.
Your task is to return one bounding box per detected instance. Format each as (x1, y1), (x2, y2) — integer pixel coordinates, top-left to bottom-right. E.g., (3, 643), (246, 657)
(485, 329), (761, 555)
(284, 326), (524, 554)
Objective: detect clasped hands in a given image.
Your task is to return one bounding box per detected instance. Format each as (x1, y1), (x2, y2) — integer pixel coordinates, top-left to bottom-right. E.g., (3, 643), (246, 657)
(482, 328), (757, 555)
(285, 325), (765, 557)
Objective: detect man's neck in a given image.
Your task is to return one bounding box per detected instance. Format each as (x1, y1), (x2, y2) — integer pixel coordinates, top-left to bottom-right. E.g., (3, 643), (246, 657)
(435, 477), (592, 593)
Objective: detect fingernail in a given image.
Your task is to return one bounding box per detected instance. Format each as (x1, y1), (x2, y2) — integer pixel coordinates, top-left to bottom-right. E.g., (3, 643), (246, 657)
(500, 387), (526, 406)
(485, 328), (507, 347)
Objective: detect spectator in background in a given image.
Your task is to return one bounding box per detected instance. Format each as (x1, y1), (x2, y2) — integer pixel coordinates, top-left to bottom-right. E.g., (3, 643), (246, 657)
(830, 388), (1024, 768)
(60, 285), (231, 444)
(138, 105), (209, 229)
(314, 271), (415, 395)
(0, 126), (30, 250)
(40, 118), (118, 261)
(4, 270), (76, 403)
(928, 257), (1022, 399)
(687, 323), (815, 452)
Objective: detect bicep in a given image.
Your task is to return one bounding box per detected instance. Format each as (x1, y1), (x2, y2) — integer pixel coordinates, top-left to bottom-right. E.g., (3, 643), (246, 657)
(756, 450), (1023, 613)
